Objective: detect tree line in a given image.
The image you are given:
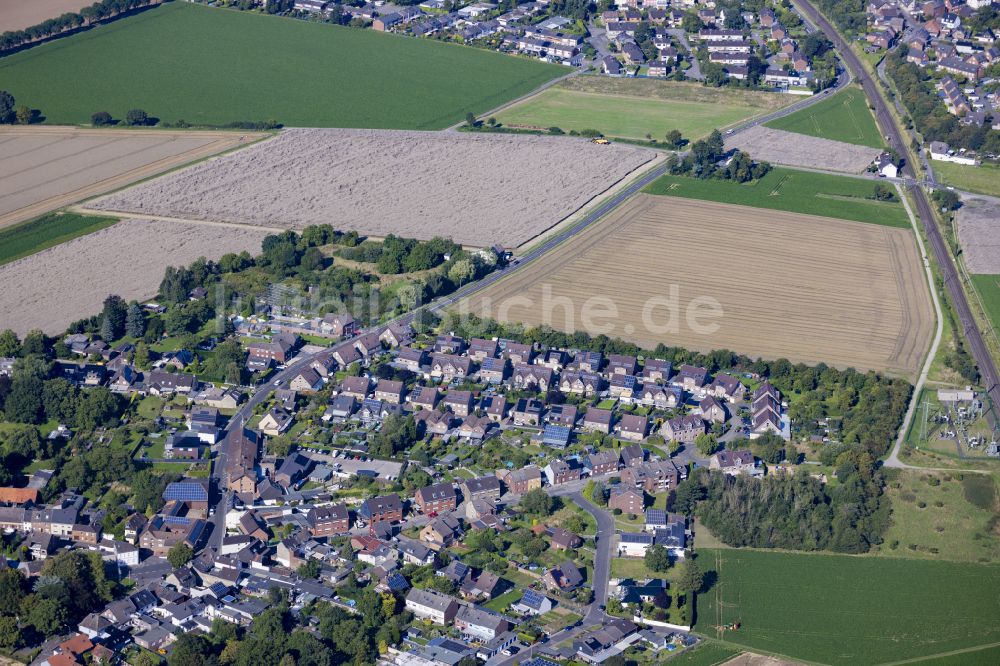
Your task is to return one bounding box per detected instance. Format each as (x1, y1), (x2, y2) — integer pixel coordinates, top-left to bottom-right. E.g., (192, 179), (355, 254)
(0, 0), (160, 52)
(666, 130), (771, 183)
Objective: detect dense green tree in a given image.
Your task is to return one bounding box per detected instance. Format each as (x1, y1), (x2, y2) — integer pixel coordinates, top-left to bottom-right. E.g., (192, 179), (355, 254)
(0, 91), (15, 124)
(126, 108), (149, 126)
(21, 330), (48, 357)
(126, 301), (146, 338)
(677, 558), (703, 593)
(644, 544), (670, 572)
(0, 615), (19, 649)
(0, 330), (20, 357)
(0, 568), (26, 615)
(168, 543), (194, 568)
(91, 111), (113, 126)
(75, 387), (120, 431)
(21, 595), (67, 636)
(5, 376), (44, 423)
(519, 488), (555, 516)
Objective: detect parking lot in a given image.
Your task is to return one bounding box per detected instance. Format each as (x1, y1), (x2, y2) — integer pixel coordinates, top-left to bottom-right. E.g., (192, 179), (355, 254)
(308, 451), (403, 482)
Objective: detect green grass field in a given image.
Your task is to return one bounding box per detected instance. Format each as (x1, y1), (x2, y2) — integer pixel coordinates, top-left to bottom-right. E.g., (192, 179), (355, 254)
(494, 75), (792, 141)
(643, 167), (910, 227)
(696, 549), (1000, 664)
(932, 161), (1000, 198)
(495, 89), (761, 141)
(969, 275), (1000, 335)
(878, 470), (1000, 563)
(663, 642), (740, 666)
(0, 2), (564, 128)
(0, 212), (118, 266)
(765, 87), (884, 148)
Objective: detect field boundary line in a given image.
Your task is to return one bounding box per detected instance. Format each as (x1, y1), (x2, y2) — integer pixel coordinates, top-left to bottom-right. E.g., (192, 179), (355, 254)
(68, 207), (287, 234)
(688, 634), (829, 666)
(886, 183), (944, 468)
(877, 641), (1000, 666)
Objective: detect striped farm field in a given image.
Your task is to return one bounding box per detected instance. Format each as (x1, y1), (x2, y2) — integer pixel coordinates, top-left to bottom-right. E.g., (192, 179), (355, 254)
(461, 195), (934, 374)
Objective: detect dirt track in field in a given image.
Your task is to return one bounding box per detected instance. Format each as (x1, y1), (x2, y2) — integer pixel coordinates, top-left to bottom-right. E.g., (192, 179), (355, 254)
(0, 126), (260, 229)
(88, 128), (657, 248)
(0, 218), (270, 336)
(725, 126), (881, 173)
(461, 195), (933, 374)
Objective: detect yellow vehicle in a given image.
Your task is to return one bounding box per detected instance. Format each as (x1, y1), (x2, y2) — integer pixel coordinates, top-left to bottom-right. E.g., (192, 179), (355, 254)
(591, 138), (610, 145)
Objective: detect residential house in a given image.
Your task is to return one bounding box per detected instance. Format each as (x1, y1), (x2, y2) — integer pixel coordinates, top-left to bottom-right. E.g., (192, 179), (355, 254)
(621, 460), (681, 493)
(468, 338), (499, 361)
(307, 504), (350, 537)
(583, 407), (613, 434)
(511, 589), (553, 616)
(549, 526), (582, 550)
(698, 396), (728, 424)
(444, 390), (474, 417)
(406, 588), (460, 625)
(587, 450), (620, 476)
(512, 398), (544, 426)
(608, 486), (644, 515)
(480, 395), (508, 423)
(359, 494), (404, 524)
(408, 386), (439, 411)
(544, 458), (582, 485)
(431, 354), (472, 380)
(542, 561), (584, 592)
(498, 466), (542, 494)
(375, 379), (404, 404)
(560, 371), (602, 396)
(420, 515), (462, 548)
(708, 373), (745, 402)
(709, 449), (757, 475)
(415, 483), (458, 514)
(619, 414), (648, 442)
(456, 606), (509, 642)
(289, 368), (323, 393)
(339, 375), (370, 400)
(461, 476), (501, 503)
(661, 415), (705, 444)
(620, 444), (645, 468)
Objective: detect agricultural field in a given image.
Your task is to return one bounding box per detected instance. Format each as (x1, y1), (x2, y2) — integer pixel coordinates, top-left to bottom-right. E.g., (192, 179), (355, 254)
(696, 549), (1000, 664)
(957, 198), (1000, 274)
(643, 166), (910, 227)
(0, 211), (118, 266)
(0, 1), (565, 129)
(725, 126), (882, 173)
(0, 218), (270, 336)
(493, 76), (793, 142)
(0, 126), (254, 230)
(662, 643), (740, 666)
(90, 128), (656, 248)
(461, 195), (933, 373)
(764, 86), (884, 148)
(0, 0), (88, 31)
(878, 469), (1000, 562)
(932, 161), (1000, 198)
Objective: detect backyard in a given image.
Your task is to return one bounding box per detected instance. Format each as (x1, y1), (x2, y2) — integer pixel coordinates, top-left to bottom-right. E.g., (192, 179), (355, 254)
(0, 2), (565, 129)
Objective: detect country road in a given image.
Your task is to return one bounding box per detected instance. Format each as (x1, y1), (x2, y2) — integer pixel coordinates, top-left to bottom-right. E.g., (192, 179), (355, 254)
(791, 0), (1000, 436)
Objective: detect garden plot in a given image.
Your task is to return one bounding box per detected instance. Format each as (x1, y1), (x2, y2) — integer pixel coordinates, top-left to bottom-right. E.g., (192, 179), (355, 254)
(0, 218), (270, 336)
(88, 128), (657, 248)
(725, 126), (881, 173)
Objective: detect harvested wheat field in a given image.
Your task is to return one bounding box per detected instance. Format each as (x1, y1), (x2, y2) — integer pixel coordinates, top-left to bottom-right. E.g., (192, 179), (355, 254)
(0, 126), (259, 229)
(0, 218), (270, 336)
(0, 0), (89, 31)
(461, 195), (933, 374)
(89, 128), (656, 248)
(956, 196), (1000, 274)
(726, 126), (881, 173)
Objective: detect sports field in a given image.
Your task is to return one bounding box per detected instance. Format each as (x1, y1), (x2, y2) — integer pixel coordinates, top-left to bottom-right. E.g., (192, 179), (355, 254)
(764, 86), (884, 148)
(696, 549), (1000, 665)
(0, 2), (564, 129)
(969, 274), (1000, 334)
(462, 195), (934, 374)
(494, 76), (792, 141)
(643, 167), (910, 227)
(0, 212), (118, 267)
(933, 161), (1000, 198)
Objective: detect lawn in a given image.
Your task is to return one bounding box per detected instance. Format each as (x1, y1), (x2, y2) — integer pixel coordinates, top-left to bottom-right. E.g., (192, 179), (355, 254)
(877, 469), (1000, 563)
(0, 212), (118, 266)
(482, 588), (523, 612)
(932, 161), (1000, 198)
(969, 274), (1000, 335)
(495, 76), (791, 142)
(0, 2), (565, 129)
(643, 166), (910, 227)
(696, 549), (1000, 664)
(764, 86), (884, 148)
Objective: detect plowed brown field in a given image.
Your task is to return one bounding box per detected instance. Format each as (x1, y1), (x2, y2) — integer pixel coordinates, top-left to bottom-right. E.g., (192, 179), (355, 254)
(461, 195), (933, 374)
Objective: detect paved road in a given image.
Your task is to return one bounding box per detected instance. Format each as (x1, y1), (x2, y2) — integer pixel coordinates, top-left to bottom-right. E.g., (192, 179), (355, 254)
(792, 0), (1000, 431)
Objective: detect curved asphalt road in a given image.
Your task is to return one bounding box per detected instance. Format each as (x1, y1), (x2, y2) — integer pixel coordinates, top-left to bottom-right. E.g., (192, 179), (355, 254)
(792, 0), (1000, 423)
